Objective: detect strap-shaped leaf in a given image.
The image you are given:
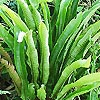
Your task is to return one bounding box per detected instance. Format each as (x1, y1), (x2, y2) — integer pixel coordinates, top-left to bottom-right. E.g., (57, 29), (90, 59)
(82, 3), (100, 27)
(17, 0), (35, 30)
(39, 22), (49, 85)
(68, 26), (91, 58)
(41, 2), (50, 30)
(61, 1), (100, 65)
(0, 10), (13, 29)
(0, 24), (14, 51)
(83, 32), (100, 57)
(52, 56), (91, 98)
(56, 0), (73, 37)
(0, 5), (29, 32)
(64, 82), (100, 100)
(67, 20), (100, 65)
(25, 30), (39, 87)
(30, 4), (41, 29)
(49, 12), (82, 85)
(54, 2), (100, 72)
(57, 72), (100, 99)
(64, 1), (73, 25)
(71, 0), (79, 18)
(14, 26), (28, 100)
(50, 12), (82, 67)
(69, 2), (100, 56)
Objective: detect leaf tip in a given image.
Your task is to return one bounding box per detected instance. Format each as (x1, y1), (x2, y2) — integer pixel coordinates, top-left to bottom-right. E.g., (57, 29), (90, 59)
(83, 56), (91, 68)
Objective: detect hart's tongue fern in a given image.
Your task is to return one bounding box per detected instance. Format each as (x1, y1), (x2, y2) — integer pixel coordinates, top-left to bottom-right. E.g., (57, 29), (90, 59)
(0, 0), (100, 100)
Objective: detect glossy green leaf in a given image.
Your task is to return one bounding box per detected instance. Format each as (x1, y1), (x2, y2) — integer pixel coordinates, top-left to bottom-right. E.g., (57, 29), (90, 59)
(0, 5), (29, 32)
(37, 85), (46, 100)
(82, 2), (100, 28)
(56, 0), (73, 37)
(89, 89), (99, 100)
(0, 10), (13, 29)
(57, 72), (100, 99)
(41, 2), (50, 30)
(30, 4), (41, 29)
(25, 30), (39, 87)
(56, 2), (100, 69)
(68, 3), (100, 56)
(71, 0), (79, 18)
(68, 27), (91, 60)
(50, 12), (82, 66)
(0, 24), (14, 51)
(49, 0), (61, 49)
(52, 56), (91, 98)
(67, 20), (100, 65)
(14, 26), (28, 100)
(39, 22), (49, 85)
(49, 12), (82, 85)
(83, 32), (100, 57)
(64, 82), (100, 100)
(64, 2), (73, 25)
(17, 0), (35, 30)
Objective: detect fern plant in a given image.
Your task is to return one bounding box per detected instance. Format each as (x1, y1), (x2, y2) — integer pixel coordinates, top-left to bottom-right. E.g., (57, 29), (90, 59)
(0, 0), (100, 100)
